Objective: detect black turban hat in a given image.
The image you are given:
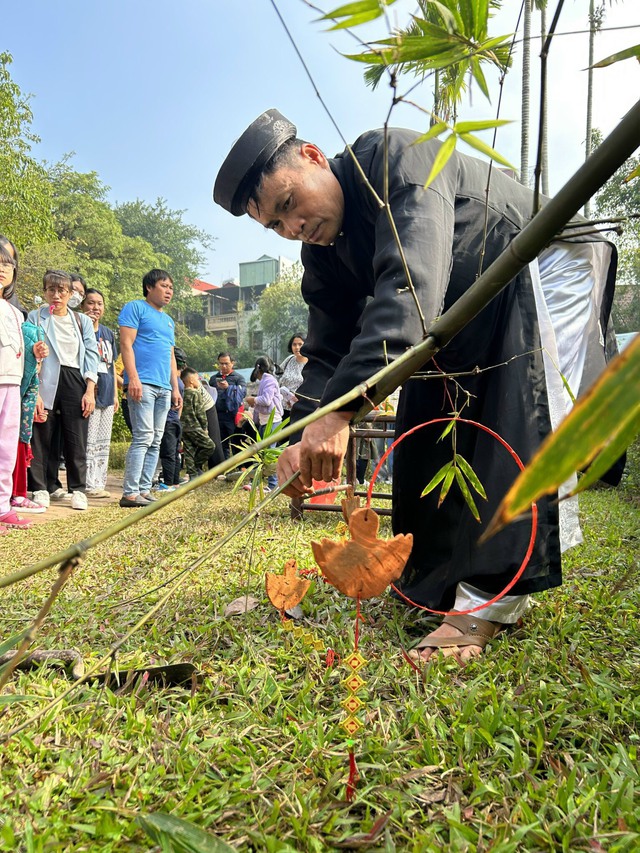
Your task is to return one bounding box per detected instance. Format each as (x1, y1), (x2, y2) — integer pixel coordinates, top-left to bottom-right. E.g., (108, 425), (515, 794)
(213, 108), (297, 216)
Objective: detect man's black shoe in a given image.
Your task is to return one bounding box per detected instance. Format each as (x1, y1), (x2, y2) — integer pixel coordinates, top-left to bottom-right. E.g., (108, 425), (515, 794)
(119, 495), (152, 508)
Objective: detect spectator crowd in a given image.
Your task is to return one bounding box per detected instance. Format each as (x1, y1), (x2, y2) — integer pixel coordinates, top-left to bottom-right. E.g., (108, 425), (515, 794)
(0, 235), (299, 531)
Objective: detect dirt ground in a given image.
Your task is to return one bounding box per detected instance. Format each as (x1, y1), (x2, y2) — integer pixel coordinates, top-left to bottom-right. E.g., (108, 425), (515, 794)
(20, 471), (125, 527)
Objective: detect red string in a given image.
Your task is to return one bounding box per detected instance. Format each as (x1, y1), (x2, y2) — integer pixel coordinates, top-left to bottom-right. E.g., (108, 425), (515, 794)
(346, 748), (359, 802)
(354, 597), (361, 650)
(366, 417), (538, 617)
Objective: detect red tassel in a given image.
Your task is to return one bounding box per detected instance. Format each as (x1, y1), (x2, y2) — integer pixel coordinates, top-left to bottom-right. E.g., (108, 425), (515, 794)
(325, 648), (336, 668)
(346, 747), (359, 802)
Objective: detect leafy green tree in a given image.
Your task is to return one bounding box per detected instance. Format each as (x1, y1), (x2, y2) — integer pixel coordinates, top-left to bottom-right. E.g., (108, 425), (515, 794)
(173, 322), (226, 373)
(592, 134), (640, 331)
(0, 53), (54, 247)
(115, 198), (215, 322)
(44, 159), (171, 325)
(257, 264), (308, 360)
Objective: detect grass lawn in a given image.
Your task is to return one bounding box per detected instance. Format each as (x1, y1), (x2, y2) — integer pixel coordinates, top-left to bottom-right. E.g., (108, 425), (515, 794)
(0, 446), (638, 852)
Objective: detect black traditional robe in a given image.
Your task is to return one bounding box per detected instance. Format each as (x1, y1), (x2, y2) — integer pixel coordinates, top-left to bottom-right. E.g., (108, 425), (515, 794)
(292, 129), (617, 611)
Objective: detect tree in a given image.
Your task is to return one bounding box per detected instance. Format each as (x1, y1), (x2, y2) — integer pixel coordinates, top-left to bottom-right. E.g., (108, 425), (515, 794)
(44, 160), (170, 325)
(0, 53), (54, 247)
(593, 136), (640, 331)
(115, 198), (215, 321)
(258, 264), (308, 360)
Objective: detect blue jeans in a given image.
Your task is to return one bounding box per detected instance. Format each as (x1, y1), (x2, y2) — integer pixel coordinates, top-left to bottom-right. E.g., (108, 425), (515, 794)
(123, 384), (171, 496)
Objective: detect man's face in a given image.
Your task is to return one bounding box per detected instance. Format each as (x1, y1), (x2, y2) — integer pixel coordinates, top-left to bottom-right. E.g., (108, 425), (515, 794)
(147, 278), (174, 308)
(217, 356), (233, 377)
(247, 144), (344, 246)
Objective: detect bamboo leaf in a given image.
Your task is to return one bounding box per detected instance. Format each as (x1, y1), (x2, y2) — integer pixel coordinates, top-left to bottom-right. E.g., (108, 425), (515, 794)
(438, 419), (456, 441)
(624, 163), (640, 183)
(412, 121), (450, 146)
(438, 464), (456, 507)
(326, 9), (388, 30)
(458, 132), (516, 170)
(455, 468), (481, 522)
(453, 119), (511, 134)
(423, 133), (457, 189)
(591, 44), (640, 69)
(137, 812), (235, 852)
(455, 454), (487, 500)
(486, 335), (640, 537)
(420, 460), (453, 497)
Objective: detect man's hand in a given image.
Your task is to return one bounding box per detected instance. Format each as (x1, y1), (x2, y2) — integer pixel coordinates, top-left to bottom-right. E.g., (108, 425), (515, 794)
(299, 411), (352, 485)
(277, 411), (352, 496)
(171, 390), (183, 411)
(128, 377), (143, 402)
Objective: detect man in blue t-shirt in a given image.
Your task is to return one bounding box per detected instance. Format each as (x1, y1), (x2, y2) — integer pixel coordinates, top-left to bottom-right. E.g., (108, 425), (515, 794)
(118, 269), (182, 507)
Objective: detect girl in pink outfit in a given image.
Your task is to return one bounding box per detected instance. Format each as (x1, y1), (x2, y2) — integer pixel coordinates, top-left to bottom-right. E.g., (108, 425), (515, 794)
(0, 236), (48, 531)
(245, 355), (283, 491)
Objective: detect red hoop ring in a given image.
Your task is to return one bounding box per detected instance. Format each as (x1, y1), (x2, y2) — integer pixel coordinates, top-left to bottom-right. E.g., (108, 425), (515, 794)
(365, 417), (538, 616)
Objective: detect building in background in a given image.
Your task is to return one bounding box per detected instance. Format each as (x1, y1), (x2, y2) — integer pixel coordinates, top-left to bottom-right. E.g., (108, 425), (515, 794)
(197, 255), (294, 352)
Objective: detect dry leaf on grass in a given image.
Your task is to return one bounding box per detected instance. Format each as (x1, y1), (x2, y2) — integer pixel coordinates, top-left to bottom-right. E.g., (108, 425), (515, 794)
(224, 595), (261, 617)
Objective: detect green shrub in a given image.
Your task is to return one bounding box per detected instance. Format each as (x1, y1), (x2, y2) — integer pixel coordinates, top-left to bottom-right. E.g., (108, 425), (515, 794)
(109, 441), (129, 470)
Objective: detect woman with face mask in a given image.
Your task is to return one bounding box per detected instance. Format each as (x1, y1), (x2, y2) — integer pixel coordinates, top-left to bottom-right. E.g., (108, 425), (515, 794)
(82, 288), (119, 497)
(27, 270), (100, 511)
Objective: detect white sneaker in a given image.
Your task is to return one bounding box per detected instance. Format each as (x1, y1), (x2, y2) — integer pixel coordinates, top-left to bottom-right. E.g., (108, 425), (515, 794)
(32, 490), (50, 508)
(71, 491), (88, 511)
(50, 488), (69, 501)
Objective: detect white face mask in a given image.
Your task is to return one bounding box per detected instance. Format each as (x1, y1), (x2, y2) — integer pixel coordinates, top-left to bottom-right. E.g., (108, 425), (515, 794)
(68, 292), (83, 309)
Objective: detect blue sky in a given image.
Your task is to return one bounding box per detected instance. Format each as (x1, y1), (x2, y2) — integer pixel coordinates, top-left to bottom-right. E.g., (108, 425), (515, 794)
(4, 1), (639, 285)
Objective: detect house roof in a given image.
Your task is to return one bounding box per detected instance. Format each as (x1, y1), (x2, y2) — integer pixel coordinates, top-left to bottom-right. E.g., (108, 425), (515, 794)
(190, 278), (219, 293)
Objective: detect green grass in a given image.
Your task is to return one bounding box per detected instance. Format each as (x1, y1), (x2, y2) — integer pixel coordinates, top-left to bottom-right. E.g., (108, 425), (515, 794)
(0, 447), (638, 851)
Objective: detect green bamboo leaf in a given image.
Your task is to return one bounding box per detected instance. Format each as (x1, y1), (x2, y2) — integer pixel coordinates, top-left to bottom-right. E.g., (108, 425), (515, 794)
(455, 468), (481, 522)
(458, 132), (516, 170)
(453, 119), (511, 134)
(572, 407), (639, 495)
(455, 453), (487, 499)
(438, 464), (456, 507)
(320, 0), (398, 30)
(420, 460), (452, 497)
(326, 10), (387, 30)
(592, 44), (640, 69)
(423, 133), (457, 189)
(486, 335), (640, 537)
(438, 419), (456, 441)
(137, 812), (235, 852)
(624, 163), (640, 183)
(412, 121), (450, 146)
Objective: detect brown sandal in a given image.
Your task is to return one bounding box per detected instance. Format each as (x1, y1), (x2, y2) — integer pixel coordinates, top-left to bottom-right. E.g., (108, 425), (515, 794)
(409, 613), (505, 661)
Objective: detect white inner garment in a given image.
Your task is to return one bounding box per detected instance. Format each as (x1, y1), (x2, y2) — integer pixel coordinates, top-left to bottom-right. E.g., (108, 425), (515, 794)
(453, 240), (611, 622)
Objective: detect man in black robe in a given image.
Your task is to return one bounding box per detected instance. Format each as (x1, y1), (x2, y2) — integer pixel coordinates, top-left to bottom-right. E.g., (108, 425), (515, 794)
(213, 109), (617, 662)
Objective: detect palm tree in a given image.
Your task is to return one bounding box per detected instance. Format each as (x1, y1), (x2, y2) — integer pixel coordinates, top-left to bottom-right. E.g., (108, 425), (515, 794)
(520, 0), (532, 186)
